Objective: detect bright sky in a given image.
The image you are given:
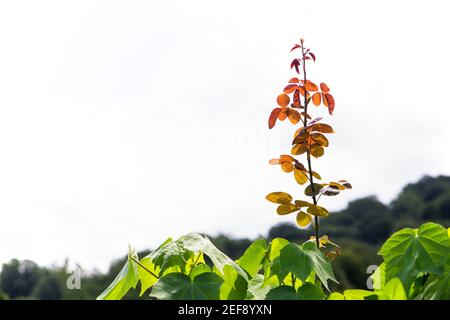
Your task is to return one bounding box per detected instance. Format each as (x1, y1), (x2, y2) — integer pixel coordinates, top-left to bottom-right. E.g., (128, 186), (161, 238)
(1, 0), (449, 271)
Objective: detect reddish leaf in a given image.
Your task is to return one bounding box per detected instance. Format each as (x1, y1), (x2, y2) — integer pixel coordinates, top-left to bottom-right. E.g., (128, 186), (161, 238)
(290, 59), (301, 74)
(293, 90), (301, 107)
(291, 44), (301, 52)
(288, 78), (300, 83)
(268, 108), (281, 129)
(320, 82), (330, 93)
(277, 93), (290, 107)
(324, 93), (335, 115)
(309, 52), (316, 62)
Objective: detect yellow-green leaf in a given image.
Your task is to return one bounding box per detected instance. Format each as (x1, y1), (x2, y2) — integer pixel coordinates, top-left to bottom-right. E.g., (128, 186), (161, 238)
(291, 143), (308, 155)
(277, 204), (298, 215)
(266, 192), (293, 204)
(294, 169), (308, 185)
(310, 145), (325, 158)
(307, 205), (329, 217)
(296, 212), (312, 227)
(312, 171), (322, 180)
(295, 200), (313, 208)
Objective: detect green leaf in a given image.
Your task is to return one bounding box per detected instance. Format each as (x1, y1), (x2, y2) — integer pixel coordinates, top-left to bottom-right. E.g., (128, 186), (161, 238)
(342, 289), (375, 300)
(421, 273), (450, 300)
(374, 278), (407, 300)
(97, 247), (139, 300)
(189, 264), (211, 279)
(268, 238), (289, 261)
(237, 239), (267, 277)
(219, 265), (248, 300)
(297, 283), (326, 300)
(327, 292), (344, 300)
(266, 285), (297, 300)
(137, 257), (159, 296)
(278, 242), (337, 290)
(379, 222), (450, 291)
(150, 272), (223, 300)
(178, 233), (248, 280)
(246, 274), (277, 300)
(266, 283), (325, 300)
(149, 239), (193, 274)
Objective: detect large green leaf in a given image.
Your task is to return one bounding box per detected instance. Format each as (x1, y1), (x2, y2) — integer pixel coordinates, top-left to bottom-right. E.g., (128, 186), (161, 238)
(278, 241), (337, 290)
(137, 257), (159, 296)
(266, 283), (325, 300)
(149, 239), (193, 274)
(178, 233), (248, 280)
(150, 272), (223, 300)
(245, 274), (277, 300)
(421, 273), (450, 300)
(97, 247), (139, 300)
(379, 222), (450, 291)
(374, 278), (407, 300)
(219, 265), (248, 300)
(237, 239), (267, 277)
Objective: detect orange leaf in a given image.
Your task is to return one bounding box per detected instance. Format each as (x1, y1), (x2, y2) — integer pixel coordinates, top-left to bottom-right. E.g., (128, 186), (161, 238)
(280, 154), (295, 162)
(288, 78), (300, 83)
(268, 108), (281, 129)
(303, 80), (318, 92)
(310, 123), (334, 133)
(324, 93), (335, 115)
(297, 86), (306, 96)
(312, 92), (321, 106)
(320, 82), (330, 93)
(311, 133), (329, 147)
(281, 161), (294, 173)
(287, 108), (301, 124)
(283, 84), (298, 94)
(277, 93), (290, 107)
(278, 108), (288, 121)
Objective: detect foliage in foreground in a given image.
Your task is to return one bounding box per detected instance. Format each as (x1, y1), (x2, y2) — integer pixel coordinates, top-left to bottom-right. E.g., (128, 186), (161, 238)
(98, 222), (450, 300)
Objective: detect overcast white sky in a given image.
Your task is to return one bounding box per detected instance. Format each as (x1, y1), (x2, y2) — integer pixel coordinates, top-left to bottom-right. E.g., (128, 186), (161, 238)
(1, 0), (449, 271)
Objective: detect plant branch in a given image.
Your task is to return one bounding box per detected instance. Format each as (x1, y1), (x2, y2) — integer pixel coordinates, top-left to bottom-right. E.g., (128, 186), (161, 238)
(300, 42), (320, 249)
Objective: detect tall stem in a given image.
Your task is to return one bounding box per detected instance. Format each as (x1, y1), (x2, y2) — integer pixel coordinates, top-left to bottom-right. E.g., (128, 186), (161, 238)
(300, 43), (320, 249)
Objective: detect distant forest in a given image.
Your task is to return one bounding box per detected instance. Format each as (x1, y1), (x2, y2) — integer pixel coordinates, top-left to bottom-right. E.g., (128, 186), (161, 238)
(1, 175), (449, 300)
